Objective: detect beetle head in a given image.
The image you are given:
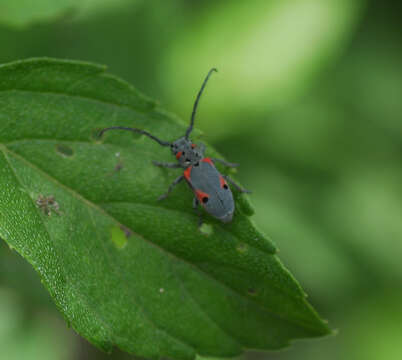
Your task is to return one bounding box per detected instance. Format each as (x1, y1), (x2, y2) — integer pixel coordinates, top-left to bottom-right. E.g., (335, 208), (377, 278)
(98, 69), (217, 163)
(171, 137), (204, 167)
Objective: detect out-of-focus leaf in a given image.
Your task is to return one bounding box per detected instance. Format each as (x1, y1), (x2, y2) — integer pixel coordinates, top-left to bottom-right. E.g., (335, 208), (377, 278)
(340, 293), (402, 360)
(0, 0), (78, 27)
(0, 288), (73, 360)
(72, 0), (142, 21)
(249, 169), (360, 302)
(261, 292), (402, 360)
(0, 0), (140, 28)
(0, 58), (329, 359)
(160, 0), (364, 138)
(0, 241), (54, 307)
(328, 15), (402, 137)
(324, 167), (402, 280)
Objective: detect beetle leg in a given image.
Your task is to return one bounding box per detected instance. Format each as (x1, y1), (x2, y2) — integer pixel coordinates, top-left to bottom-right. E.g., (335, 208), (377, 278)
(224, 175), (251, 193)
(211, 158), (239, 168)
(192, 197), (203, 228)
(153, 161), (181, 168)
(157, 175), (184, 201)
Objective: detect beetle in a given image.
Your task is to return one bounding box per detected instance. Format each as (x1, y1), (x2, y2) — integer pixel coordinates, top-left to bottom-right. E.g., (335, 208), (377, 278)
(99, 68), (250, 226)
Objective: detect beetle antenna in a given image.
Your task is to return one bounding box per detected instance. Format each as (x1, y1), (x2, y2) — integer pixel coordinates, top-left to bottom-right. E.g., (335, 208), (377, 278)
(99, 126), (171, 146)
(185, 68), (217, 139)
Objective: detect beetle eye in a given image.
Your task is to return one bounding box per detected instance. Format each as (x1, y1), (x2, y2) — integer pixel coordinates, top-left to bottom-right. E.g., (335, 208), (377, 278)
(223, 184), (228, 189)
(202, 197), (209, 204)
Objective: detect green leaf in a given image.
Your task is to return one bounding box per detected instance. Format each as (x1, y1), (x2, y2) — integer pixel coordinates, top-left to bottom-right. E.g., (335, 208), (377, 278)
(0, 58), (330, 359)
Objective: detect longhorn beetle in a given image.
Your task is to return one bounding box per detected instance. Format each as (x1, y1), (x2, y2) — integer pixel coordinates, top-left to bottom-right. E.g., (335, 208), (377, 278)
(99, 68), (250, 226)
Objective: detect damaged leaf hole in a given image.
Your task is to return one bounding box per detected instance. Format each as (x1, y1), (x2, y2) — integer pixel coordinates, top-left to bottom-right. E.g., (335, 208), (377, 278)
(36, 194), (60, 216)
(199, 223), (213, 236)
(247, 288), (258, 296)
(55, 144), (74, 158)
(110, 225), (132, 249)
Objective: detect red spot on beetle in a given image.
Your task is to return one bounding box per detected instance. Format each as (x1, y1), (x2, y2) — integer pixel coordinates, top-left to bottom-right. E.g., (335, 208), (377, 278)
(176, 151), (182, 159)
(195, 189), (210, 205)
(183, 166), (192, 181)
(191, 143), (196, 149)
(219, 175), (228, 189)
(201, 157), (214, 165)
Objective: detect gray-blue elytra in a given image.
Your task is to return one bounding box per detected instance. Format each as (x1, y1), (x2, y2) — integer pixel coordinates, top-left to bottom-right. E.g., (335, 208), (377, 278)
(99, 69), (250, 226)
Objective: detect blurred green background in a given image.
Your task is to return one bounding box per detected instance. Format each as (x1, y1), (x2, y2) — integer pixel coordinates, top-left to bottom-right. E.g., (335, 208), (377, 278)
(1, 0), (401, 359)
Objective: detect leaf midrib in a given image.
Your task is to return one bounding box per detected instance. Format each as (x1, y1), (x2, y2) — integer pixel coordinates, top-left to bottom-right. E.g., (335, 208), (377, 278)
(3, 138), (274, 260)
